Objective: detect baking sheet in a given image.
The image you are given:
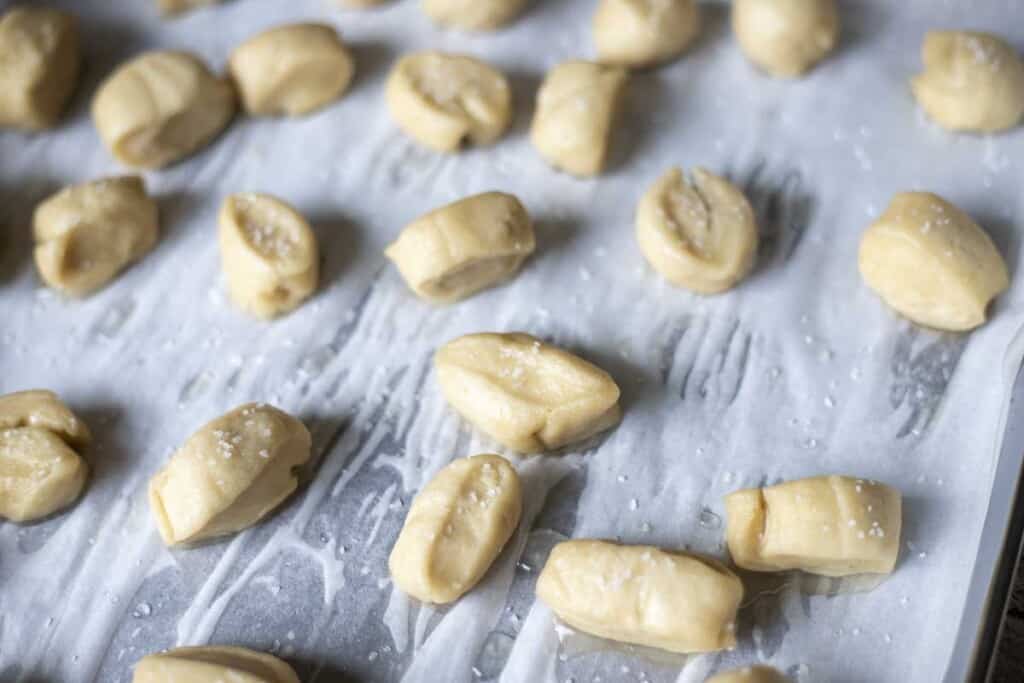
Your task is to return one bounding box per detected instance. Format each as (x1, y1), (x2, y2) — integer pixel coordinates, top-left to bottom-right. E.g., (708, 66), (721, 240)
(2, 0), (1024, 681)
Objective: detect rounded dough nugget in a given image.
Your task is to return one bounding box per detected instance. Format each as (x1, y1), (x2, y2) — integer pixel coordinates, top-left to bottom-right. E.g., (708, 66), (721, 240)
(389, 454), (522, 603)
(387, 51), (511, 152)
(435, 332), (621, 453)
(0, 7), (80, 130)
(537, 540), (743, 653)
(636, 167), (758, 294)
(725, 475), (902, 577)
(385, 192), (535, 304)
(92, 50), (235, 168)
(707, 667), (789, 683)
(229, 23), (354, 117)
(218, 193), (319, 319)
(732, 0), (839, 78)
(33, 176), (159, 297)
(133, 645), (299, 683)
(911, 31), (1024, 133)
(157, 0), (221, 15)
(530, 61), (628, 177)
(148, 403), (311, 546)
(593, 0), (701, 68)
(422, 0), (527, 31)
(0, 389), (92, 447)
(858, 192), (1008, 331)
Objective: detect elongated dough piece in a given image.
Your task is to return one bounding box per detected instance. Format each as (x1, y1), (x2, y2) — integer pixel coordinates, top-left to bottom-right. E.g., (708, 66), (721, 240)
(732, 0), (839, 78)
(385, 192), (535, 303)
(707, 666), (789, 683)
(537, 540), (743, 653)
(858, 192), (1008, 331)
(725, 475), (901, 576)
(33, 176), (159, 297)
(133, 645), (299, 683)
(593, 0), (701, 68)
(148, 403), (311, 545)
(435, 332), (621, 453)
(636, 167), (758, 294)
(422, 0), (527, 30)
(0, 389), (91, 447)
(92, 51), (235, 168)
(0, 7), (81, 130)
(157, 0), (220, 15)
(389, 454), (522, 603)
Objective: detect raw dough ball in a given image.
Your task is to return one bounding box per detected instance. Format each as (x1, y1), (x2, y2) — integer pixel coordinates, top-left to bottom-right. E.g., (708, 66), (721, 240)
(389, 454), (522, 603)
(33, 176), (159, 297)
(636, 167), (758, 294)
(341, 0), (391, 7)
(386, 51), (511, 152)
(157, 0), (220, 15)
(435, 332), (621, 453)
(422, 0), (527, 31)
(707, 666), (789, 683)
(0, 7), (81, 130)
(218, 193), (319, 319)
(0, 390), (90, 523)
(593, 0), (701, 68)
(148, 403), (311, 546)
(732, 0), (839, 78)
(537, 540), (743, 653)
(530, 61), (628, 177)
(385, 191), (535, 303)
(911, 31), (1024, 133)
(92, 51), (236, 169)
(858, 191), (1009, 331)
(133, 645), (299, 683)
(725, 475), (902, 576)
(229, 23), (354, 117)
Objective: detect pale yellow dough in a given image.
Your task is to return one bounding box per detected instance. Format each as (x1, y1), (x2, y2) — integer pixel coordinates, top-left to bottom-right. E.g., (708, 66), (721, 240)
(157, 0), (220, 15)
(148, 403), (311, 546)
(389, 454), (522, 603)
(422, 0), (528, 31)
(218, 193), (320, 319)
(537, 540), (743, 653)
(636, 167), (758, 294)
(340, 0), (391, 7)
(386, 51), (511, 153)
(92, 50), (236, 169)
(435, 332), (621, 453)
(33, 176), (159, 297)
(0, 7), (80, 131)
(229, 23), (354, 117)
(593, 0), (701, 68)
(858, 191), (1009, 331)
(707, 666), (790, 683)
(911, 31), (1024, 133)
(385, 192), (535, 304)
(530, 61), (628, 177)
(133, 645), (299, 683)
(725, 475), (902, 577)
(732, 0), (839, 78)
(0, 390), (90, 523)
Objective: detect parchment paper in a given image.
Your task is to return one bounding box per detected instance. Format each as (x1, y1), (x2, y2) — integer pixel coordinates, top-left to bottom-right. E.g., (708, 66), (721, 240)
(2, 1), (1024, 681)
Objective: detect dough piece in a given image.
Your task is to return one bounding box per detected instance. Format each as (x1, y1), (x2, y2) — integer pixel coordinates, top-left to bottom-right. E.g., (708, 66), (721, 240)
(157, 0), (220, 15)
(0, 7), (80, 130)
(435, 332), (621, 453)
(92, 51), (236, 169)
(858, 192), (1008, 331)
(725, 475), (902, 576)
(385, 192), (535, 304)
(422, 0), (527, 31)
(530, 61), (628, 177)
(218, 193), (319, 319)
(389, 454), (522, 603)
(636, 167), (758, 294)
(537, 540), (743, 653)
(732, 0), (839, 78)
(386, 52), (511, 152)
(133, 645), (299, 683)
(593, 0), (701, 68)
(229, 23), (355, 117)
(341, 0), (391, 7)
(33, 176), (159, 297)
(0, 390), (90, 523)
(911, 31), (1024, 133)
(148, 403), (311, 546)
(707, 666), (789, 683)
